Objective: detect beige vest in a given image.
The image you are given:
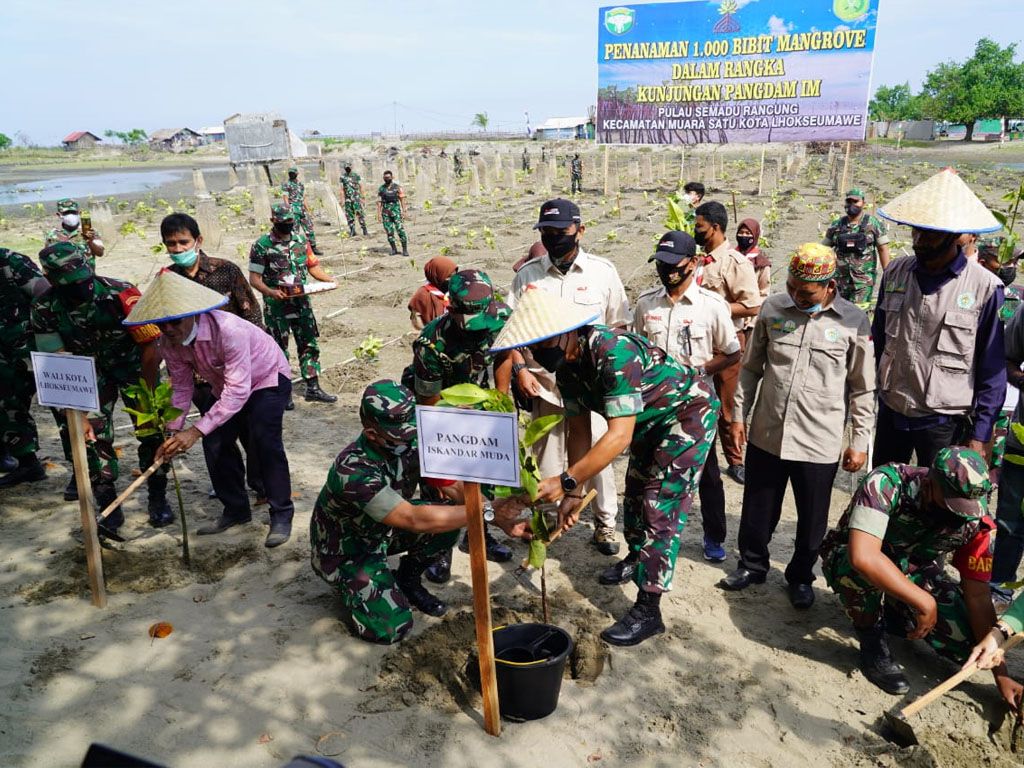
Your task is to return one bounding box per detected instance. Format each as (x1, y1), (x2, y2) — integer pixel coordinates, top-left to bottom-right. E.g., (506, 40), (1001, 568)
(878, 256), (1000, 418)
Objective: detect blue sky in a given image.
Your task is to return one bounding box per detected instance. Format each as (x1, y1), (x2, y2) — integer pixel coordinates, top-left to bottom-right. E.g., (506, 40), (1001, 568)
(1, 0), (1021, 146)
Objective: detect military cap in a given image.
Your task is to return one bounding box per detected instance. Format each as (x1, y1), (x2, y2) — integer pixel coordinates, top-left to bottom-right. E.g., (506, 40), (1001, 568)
(977, 236), (1021, 261)
(448, 269), (510, 333)
(930, 446), (991, 518)
(845, 189), (864, 200)
(287, 167), (298, 174)
(39, 242), (93, 285)
(271, 203), (296, 222)
(359, 380), (417, 442)
(57, 198), (80, 213)
(789, 242), (837, 282)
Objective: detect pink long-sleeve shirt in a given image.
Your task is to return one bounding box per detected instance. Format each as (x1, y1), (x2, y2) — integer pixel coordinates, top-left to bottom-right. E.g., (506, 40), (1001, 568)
(161, 310), (291, 435)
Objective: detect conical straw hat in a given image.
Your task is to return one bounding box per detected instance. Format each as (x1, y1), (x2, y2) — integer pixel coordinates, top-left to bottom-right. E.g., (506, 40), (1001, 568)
(489, 287), (600, 352)
(122, 268), (228, 326)
(877, 167), (1001, 233)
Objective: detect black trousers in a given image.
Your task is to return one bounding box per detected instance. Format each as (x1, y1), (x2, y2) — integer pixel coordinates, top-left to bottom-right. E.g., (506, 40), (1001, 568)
(871, 407), (966, 469)
(202, 374), (294, 525)
(736, 442), (838, 584)
(193, 381), (263, 495)
(698, 440), (727, 543)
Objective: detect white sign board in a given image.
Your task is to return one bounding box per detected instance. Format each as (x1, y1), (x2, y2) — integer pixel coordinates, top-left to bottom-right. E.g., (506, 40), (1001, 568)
(30, 352), (99, 412)
(416, 406), (520, 487)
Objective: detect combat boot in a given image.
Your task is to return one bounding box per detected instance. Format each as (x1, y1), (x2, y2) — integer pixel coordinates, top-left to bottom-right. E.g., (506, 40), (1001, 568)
(389, 241), (399, 256)
(361, 224), (369, 236)
(304, 377), (337, 403)
(600, 590), (665, 646)
(394, 556), (448, 617)
(424, 550), (452, 584)
(855, 624), (910, 695)
(348, 225), (356, 237)
(0, 452), (17, 473)
(312, 246), (324, 256)
(147, 473), (175, 528)
(401, 243), (409, 258)
(93, 482), (125, 539)
(64, 472), (79, 501)
(0, 455), (46, 488)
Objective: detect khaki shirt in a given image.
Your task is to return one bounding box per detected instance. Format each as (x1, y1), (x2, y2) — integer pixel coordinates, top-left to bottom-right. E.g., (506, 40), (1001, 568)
(701, 240), (763, 330)
(632, 281), (740, 368)
(510, 249), (631, 405)
(734, 292), (875, 463)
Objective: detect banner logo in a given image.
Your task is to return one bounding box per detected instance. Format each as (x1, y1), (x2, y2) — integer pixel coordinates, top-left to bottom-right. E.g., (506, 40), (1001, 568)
(604, 7), (635, 35)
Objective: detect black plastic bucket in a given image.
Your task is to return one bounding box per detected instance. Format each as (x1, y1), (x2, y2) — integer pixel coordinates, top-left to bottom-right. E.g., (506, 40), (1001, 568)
(492, 623), (573, 721)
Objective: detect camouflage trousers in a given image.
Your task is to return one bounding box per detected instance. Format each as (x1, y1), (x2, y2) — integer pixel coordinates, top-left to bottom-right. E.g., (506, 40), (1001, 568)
(0, 326), (38, 457)
(822, 549), (976, 663)
(837, 266), (875, 311)
(344, 200), (366, 230)
(624, 391), (719, 593)
(381, 207), (406, 249)
(297, 207), (317, 249)
(571, 173), (582, 194)
(53, 375), (165, 485)
(332, 526), (460, 644)
(990, 409), (1012, 475)
(263, 296), (320, 381)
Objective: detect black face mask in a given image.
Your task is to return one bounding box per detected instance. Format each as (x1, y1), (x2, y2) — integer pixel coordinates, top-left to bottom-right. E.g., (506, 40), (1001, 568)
(541, 232), (578, 268)
(736, 235), (754, 252)
(531, 345), (568, 373)
(914, 234), (957, 263)
(846, 203), (863, 218)
(274, 222), (295, 236)
(383, 178), (393, 186)
(656, 261), (693, 289)
(998, 265), (1017, 286)
(59, 279), (94, 304)
(693, 227), (709, 247)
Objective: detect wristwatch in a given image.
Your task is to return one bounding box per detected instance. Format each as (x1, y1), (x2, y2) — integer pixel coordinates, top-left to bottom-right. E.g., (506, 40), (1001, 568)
(511, 363), (528, 378)
(560, 471), (578, 493)
(482, 501), (495, 522)
(996, 621), (1014, 641)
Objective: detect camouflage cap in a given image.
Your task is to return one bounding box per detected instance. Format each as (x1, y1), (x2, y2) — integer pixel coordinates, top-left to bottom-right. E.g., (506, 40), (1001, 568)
(930, 446), (991, 518)
(271, 203), (296, 222)
(287, 167), (298, 174)
(38, 242), (93, 285)
(57, 198), (80, 213)
(448, 269), (510, 333)
(359, 380), (417, 442)
(845, 189), (864, 200)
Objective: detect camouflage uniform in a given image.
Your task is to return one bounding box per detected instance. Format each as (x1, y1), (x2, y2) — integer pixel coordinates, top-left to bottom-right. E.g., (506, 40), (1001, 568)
(377, 181), (407, 253)
(310, 381), (459, 643)
(45, 199), (101, 269)
(31, 245), (164, 487)
(453, 152), (463, 178)
(821, 452), (996, 663)
(570, 155), (583, 194)
(249, 205), (321, 381)
(281, 171), (318, 250)
(990, 281), (1023, 472)
(408, 270), (511, 399)
(0, 249), (47, 458)
(340, 170), (367, 234)
(557, 326), (719, 592)
(823, 213), (889, 310)
(521, 149), (530, 172)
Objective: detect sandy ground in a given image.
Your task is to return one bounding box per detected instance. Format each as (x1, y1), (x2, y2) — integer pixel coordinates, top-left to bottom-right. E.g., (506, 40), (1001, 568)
(1, 141), (1024, 768)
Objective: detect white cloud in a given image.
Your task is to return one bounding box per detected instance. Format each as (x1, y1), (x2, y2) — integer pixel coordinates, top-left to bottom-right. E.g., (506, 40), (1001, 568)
(734, 0), (761, 7)
(767, 15), (794, 36)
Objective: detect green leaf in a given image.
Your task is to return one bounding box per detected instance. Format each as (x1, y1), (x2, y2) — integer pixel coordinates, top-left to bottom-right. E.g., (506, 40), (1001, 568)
(492, 485), (514, 498)
(483, 390), (515, 413)
(521, 467), (539, 501)
(530, 507), (550, 542)
(523, 414), (563, 448)
(993, 209), (1009, 226)
(134, 427), (161, 438)
(123, 408), (156, 426)
(1011, 423), (1024, 445)
(164, 406), (183, 422)
(438, 383), (489, 406)
(1004, 453), (1024, 466)
(528, 539), (547, 569)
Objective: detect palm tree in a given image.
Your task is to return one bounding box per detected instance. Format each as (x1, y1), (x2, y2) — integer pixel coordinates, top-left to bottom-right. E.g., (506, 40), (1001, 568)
(472, 112), (489, 132)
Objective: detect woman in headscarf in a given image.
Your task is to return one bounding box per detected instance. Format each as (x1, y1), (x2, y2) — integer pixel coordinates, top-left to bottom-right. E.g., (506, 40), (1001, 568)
(408, 256), (458, 330)
(736, 218), (771, 298)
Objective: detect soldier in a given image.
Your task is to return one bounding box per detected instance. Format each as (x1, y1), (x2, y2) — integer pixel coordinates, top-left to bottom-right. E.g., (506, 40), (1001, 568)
(570, 153), (583, 195)
(281, 167), (323, 255)
(823, 188), (891, 310)
(376, 170), (408, 257)
(45, 198), (104, 267)
(0, 248), (50, 489)
(633, 231), (740, 562)
(248, 204), (337, 406)
(340, 164), (369, 237)
(406, 269), (515, 580)
(453, 150), (464, 178)
(310, 380), (528, 644)
(820, 447), (1019, 707)
(521, 147), (530, 172)
(31, 242), (171, 532)
(492, 288), (719, 646)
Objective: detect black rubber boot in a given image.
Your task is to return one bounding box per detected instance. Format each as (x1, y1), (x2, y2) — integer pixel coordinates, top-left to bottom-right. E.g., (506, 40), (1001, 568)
(401, 243), (409, 258)
(361, 225), (369, 236)
(424, 549), (452, 584)
(856, 624), (910, 695)
(600, 590), (666, 646)
(93, 482), (125, 538)
(64, 472), (79, 501)
(0, 455), (46, 488)
(394, 556), (448, 617)
(147, 473), (175, 528)
(312, 246), (324, 255)
(389, 241), (398, 255)
(348, 225), (356, 237)
(304, 377), (337, 403)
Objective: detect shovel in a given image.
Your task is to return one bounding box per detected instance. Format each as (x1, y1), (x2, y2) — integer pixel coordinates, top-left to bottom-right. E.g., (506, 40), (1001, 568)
(883, 632), (1024, 746)
(93, 457), (167, 542)
(512, 489), (598, 593)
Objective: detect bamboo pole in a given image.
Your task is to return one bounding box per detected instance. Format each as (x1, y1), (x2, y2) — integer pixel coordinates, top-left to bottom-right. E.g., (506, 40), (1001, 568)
(67, 411), (107, 608)
(602, 145), (611, 196)
(465, 482), (501, 736)
(840, 141), (852, 195)
(757, 147), (767, 196)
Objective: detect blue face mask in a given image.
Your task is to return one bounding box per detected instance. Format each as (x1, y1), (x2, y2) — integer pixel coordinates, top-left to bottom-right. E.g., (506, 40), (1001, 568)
(170, 247), (198, 268)
(797, 302), (823, 314)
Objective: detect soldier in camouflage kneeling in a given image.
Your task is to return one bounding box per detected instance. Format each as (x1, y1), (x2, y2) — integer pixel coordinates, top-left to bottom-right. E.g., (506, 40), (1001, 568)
(309, 380), (528, 644)
(820, 447), (1019, 707)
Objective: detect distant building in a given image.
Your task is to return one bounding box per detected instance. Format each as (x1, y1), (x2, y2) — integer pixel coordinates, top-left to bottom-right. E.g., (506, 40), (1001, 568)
(534, 116), (594, 141)
(61, 131), (102, 150)
(149, 128), (202, 152)
(197, 126), (226, 144)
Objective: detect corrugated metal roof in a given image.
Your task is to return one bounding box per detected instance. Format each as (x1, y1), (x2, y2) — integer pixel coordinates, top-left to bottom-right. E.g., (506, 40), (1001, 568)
(150, 128), (201, 141)
(536, 116), (590, 131)
(197, 126), (225, 135)
(62, 131), (101, 143)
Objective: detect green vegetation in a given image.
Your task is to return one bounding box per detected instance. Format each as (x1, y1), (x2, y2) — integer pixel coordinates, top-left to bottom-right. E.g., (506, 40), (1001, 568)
(104, 128), (148, 145)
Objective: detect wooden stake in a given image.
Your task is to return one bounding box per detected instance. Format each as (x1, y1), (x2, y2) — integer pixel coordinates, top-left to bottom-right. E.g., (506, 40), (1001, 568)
(465, 482), (500, 736)
(678, 147), (685, 185)
(731, 190), (739, 223)
(757, 147), (766, 196)
(840, 141), (852, 196)
(602, 145), (610, 196)
(67, 410), (107, 608)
